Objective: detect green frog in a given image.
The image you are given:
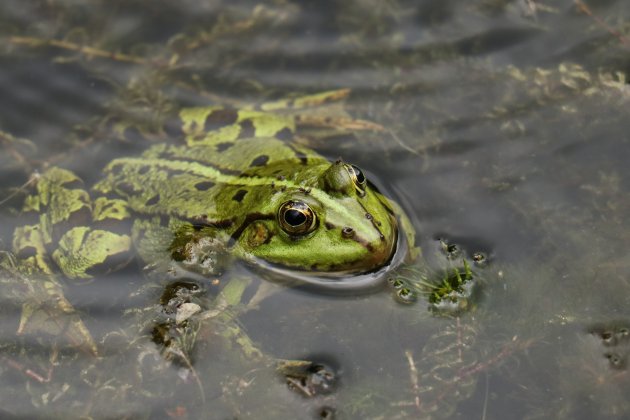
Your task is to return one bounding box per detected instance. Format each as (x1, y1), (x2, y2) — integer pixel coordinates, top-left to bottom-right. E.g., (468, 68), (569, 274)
(8, 91), (418, 358)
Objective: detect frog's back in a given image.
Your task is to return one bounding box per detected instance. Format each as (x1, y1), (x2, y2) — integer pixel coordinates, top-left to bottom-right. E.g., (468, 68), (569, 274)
(94, 135), (328, 227)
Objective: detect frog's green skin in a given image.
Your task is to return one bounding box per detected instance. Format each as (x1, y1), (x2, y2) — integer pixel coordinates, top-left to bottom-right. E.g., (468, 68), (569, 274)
(13, 92), (416, 291)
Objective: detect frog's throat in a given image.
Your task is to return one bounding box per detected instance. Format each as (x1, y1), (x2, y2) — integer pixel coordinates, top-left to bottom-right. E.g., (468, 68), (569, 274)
(248, 225), (407, 295)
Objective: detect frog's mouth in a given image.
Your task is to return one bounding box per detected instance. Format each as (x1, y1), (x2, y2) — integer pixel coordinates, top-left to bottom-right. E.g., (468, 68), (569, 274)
(250, 227), (407, 294)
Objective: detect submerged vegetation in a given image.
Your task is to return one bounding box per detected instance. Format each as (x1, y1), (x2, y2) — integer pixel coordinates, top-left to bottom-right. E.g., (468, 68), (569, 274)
(388, 243), (480, 313)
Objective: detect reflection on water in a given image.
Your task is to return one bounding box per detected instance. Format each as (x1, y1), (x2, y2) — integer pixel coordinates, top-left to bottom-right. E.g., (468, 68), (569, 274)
(1, 0), (630, 418)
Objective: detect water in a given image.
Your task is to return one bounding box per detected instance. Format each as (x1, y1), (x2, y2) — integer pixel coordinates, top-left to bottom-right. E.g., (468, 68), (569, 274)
(1, 0), (630, 418)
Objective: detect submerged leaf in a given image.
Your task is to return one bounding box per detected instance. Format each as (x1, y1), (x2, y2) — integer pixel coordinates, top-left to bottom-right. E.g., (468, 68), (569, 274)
(1, 256), (98, 356)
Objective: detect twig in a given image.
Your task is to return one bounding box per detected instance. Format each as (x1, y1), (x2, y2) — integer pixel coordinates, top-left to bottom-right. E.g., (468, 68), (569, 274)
(0, 131), (33, 173)
(481, 372), (490, 420)
(8, 36), (152, 65)
(1, 355), (54, 383)
(404, 350), (422, 411)
(0, 171), (40, 207)
(574, 0), (630, 47)
(165, 346), (206, 404)
(388, 129), (421, 156)
(456, 316), (463, 362)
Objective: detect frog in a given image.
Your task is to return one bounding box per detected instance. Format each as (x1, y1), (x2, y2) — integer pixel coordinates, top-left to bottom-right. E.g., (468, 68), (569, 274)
(8, 90), (418, 356)
(12, 91), (416, 286)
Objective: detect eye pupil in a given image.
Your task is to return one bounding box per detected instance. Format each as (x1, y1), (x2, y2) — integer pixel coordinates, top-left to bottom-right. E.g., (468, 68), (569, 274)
(345, 164), (367, 197)
(278, 200), (317, 236)
(284, 209), (306, 226)
(351, 165), (366, 184)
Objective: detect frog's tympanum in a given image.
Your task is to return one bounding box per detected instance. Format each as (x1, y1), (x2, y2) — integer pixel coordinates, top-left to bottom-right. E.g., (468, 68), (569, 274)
(12, 92), (416, 296)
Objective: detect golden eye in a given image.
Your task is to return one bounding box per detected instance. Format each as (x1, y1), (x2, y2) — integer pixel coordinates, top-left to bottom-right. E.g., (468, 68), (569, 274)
(345, 164), (367, 196)
(278, 201), (317, 236)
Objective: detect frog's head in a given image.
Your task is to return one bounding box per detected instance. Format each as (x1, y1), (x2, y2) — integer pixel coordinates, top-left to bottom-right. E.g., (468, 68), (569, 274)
(234, 160), (399, 277)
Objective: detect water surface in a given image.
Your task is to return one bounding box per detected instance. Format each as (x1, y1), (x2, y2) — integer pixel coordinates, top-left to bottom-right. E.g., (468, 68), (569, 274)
(1, 0), (630, 418)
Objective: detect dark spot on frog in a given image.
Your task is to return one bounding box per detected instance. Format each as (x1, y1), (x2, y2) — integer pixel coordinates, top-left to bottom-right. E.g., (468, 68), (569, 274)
(146, 194), (160, 206)
(192, 133), (206, 143)
(324, 222), (335, 230)
(194, 181), (215, 191)
(84, 249), (133, 277)
(263, 232), (274, 245)
(211, 219), (234, 229)
(277, 175), (286, 181)
(16, 245), (37, 259)
(238, 119), (256, 139)
(118, 182), (138, 195)
(275, 127), (293, 141)
(189, 217), (234, 231)
(215, 142), (233, 152)
(365, 213), (373, 220)
(138, 166), (150, 175)
(57, 207), (92, 243)
(250, 155), (269, 167)
(92, 217), (132, 235)
(19, 209), (39, 226)
(109, 163), (122, 176)
(232, 189), (248, 202)
(204, 108), (238, 132)
(229, 212), (275, 243)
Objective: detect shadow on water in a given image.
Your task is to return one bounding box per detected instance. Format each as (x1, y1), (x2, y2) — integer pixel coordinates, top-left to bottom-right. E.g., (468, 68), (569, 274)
(1, 0), (630, 418)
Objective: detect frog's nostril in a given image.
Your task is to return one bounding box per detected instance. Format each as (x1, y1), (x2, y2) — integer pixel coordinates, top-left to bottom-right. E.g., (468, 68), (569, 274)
(341, 227), (355, 239)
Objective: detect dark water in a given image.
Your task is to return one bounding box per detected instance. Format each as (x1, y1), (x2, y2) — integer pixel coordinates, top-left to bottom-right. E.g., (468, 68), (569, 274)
(1, 0), (630, 418)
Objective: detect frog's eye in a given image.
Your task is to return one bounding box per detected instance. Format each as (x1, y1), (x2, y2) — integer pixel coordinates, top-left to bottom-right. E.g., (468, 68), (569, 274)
(278, 200), (317, 236)
(345, 164), (367, 196)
